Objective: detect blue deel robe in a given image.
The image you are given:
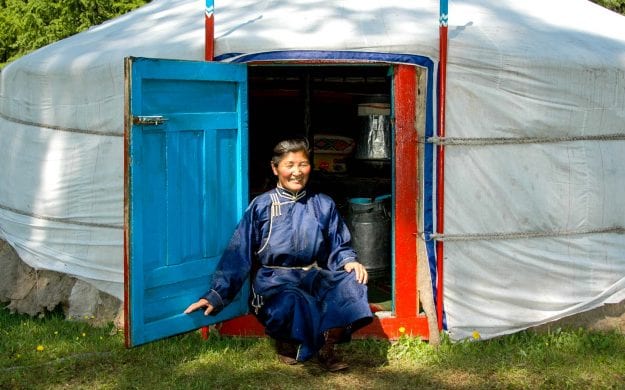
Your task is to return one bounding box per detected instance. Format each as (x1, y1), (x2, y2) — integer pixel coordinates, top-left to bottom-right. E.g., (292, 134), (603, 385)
(201, 186), (373, 361)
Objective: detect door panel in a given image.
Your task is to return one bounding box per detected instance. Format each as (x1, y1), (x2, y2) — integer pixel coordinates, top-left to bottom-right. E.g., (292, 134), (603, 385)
(124, 57), (249, 347)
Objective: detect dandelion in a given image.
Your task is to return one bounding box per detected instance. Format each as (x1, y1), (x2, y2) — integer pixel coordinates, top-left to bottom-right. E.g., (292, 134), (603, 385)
(398, 326), (406, 334)
(82, 332), (87, 337)
(36, 345), (44, 352)
(472, 330), (481, 340)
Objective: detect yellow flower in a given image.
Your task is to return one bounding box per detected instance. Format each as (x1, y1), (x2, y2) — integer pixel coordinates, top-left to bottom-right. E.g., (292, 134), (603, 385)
(54, 331), (58, 335)
(36, 345), (44, 352)
(82, 333), (86, 337)
(472, 330), (481, 340)
(398, 326), (406, 334)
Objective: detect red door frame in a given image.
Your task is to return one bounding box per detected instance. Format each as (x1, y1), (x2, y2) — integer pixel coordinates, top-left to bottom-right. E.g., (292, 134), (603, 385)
(203, 63), (428, 340)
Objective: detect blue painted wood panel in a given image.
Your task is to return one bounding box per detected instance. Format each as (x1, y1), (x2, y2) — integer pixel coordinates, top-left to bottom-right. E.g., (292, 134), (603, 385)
(125, 57), (249, 347)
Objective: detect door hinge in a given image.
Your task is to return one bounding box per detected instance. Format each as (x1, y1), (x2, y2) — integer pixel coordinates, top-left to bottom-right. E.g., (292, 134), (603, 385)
(133, 115), (168, 126)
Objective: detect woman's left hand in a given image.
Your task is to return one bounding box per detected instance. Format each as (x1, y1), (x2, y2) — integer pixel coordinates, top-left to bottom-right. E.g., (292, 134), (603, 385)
(344, 262), (368, 284)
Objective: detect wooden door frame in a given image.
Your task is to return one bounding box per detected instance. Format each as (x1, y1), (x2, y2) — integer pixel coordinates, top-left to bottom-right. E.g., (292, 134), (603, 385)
(208, 61), (428, 340)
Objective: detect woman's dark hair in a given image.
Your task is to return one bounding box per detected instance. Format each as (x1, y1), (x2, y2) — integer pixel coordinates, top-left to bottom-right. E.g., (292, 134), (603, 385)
(271, 138), (311, 167)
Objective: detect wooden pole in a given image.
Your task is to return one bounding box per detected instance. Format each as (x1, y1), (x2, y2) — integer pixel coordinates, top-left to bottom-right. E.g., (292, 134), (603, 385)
(436, 0), (449, 331)
(205, 0), (215, 61)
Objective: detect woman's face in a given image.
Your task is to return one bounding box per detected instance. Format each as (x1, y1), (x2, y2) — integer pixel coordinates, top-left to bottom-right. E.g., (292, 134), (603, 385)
(271, 150), (311, 193)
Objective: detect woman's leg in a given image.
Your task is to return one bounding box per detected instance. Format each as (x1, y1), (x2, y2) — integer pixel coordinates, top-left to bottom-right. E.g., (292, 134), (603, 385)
(311, 269), (373, 335)
(256, 288), (325, 362)
(308, 270), (374, 371)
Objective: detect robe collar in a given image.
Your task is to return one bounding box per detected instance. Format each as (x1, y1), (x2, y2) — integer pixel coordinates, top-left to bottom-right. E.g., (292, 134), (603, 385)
(276, 184), (306, 202)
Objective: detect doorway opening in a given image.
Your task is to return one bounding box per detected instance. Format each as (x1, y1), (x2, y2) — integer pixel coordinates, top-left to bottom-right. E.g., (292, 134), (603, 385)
(247, 64), (394, 312)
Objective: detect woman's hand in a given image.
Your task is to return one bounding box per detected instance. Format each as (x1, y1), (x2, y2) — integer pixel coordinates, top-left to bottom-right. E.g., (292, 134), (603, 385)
(344, 261), (368, 284)
(183, 298), (214, 316)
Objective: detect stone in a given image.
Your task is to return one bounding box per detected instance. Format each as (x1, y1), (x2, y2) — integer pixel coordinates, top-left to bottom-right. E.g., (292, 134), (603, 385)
(0, 239), (19, 302)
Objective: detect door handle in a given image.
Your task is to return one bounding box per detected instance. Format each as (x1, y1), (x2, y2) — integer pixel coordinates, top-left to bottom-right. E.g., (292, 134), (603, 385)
(132, 115), (168, 125)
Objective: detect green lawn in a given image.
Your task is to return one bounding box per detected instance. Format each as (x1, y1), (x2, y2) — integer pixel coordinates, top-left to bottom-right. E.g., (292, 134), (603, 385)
(1, 305), (624, 389)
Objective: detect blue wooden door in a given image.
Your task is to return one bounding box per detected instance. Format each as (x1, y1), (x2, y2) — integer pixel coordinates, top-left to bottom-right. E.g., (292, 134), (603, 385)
(124, 57), (249, 347)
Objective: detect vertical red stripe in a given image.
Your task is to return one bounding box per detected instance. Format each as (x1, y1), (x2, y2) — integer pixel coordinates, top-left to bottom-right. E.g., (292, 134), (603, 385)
(436, 25), (448, 331)
(205, 13), (214, 61)
(394, 65), (418, 319)
(123, 59), (131, 347)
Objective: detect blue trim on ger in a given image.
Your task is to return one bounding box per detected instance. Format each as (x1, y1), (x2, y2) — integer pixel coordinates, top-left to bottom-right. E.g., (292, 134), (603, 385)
(216, 50), (439, 322)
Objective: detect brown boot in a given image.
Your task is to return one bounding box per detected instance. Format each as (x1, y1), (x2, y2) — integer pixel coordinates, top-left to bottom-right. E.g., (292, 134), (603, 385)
(317, 328), (349, 372)
(275, 339), (299, 365)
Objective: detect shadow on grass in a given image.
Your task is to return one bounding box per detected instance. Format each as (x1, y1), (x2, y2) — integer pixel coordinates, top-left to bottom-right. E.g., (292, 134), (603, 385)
(3, 306), (625, 389)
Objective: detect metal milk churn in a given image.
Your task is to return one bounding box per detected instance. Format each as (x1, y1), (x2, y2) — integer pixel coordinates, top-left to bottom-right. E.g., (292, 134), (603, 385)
(346, 195), (391, 279)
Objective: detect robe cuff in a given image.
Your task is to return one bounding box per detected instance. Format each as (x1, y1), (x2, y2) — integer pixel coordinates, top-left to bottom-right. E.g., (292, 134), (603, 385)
(336, 256), (357, 271)
(201, 289), (225, 314)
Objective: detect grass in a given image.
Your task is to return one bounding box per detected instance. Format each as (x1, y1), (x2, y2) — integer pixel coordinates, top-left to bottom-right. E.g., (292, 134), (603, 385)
(1, 305), (625, 389)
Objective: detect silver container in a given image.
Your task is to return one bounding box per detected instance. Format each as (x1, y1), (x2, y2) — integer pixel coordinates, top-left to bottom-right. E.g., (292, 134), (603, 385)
(355, 103), (391, 161)
(346, 196), (391, 279)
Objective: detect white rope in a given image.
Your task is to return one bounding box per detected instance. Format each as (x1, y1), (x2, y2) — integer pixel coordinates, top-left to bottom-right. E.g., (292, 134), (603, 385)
(0, 203), (122, 229)
(0, 112), (121, 137)
(427, 133), (625, 146)
(424, 226), (625, 242)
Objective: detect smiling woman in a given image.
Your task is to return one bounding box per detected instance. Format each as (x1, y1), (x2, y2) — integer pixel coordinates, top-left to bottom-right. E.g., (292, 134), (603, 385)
(2, 0), (625, 362)
(184, 137), (373, 371)
(270, 139), (312, 193)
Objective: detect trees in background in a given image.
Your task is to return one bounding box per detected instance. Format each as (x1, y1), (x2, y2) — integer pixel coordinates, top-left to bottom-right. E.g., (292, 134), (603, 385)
(0, 0), (149, 66)
(592, 0), (625, 14)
